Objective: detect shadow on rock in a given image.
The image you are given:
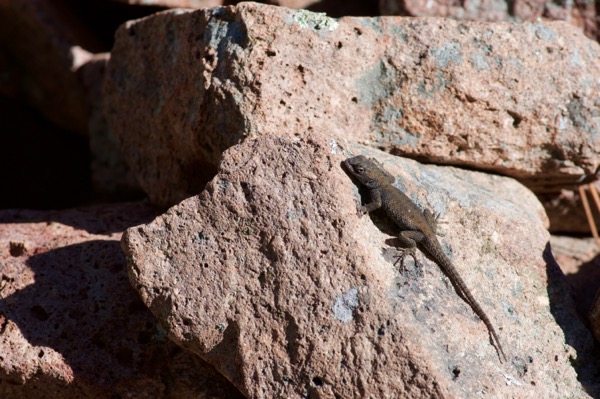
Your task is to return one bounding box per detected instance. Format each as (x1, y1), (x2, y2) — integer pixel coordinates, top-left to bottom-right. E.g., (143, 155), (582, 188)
(0, 239), (244, 398)
(544, 242), (600, 397)
(563, 252), (600, 325)
(0, 202), (161, 235)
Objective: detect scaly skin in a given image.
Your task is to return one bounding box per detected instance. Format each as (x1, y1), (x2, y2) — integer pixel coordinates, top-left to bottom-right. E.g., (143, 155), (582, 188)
(344, 155), (506, 362)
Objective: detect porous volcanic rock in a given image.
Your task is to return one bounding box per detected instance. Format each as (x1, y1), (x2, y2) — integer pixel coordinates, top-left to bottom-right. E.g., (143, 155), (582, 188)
(103, 3), (600, 207)
(0, 203), (244, 399)
(379, 0), (599, 42)
(123, 133), (598, 398)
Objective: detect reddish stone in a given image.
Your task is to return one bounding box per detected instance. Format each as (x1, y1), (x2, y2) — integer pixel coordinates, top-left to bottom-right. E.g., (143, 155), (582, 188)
(104, 3), (600, 208)
(122, 133), (597, 397)
(0, 203), (244, 399)
(380, 0), (599, 42)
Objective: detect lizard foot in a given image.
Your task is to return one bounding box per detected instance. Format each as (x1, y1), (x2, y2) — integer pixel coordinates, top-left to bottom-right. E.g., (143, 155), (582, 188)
(393, 248), (422, 276)
(356, 204), (367, 218)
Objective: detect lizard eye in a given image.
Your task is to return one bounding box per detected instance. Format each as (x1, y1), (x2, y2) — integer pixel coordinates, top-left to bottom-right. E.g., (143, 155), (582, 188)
(355, 166), (365, 173)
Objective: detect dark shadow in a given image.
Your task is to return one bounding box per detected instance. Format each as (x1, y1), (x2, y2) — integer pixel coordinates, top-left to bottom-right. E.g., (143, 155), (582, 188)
(0, 240), (244, 397)
(0, 241), (153, 386)
(0, 201), (162, 235)
(205, 320), (247, 396)
(62, 0), (168, 51)
(306, 0), (379, 17)
(222, 0), (379, 18)
(0, 97), (92, 210)
(544, 242), (600, 396)
(563, 252), (600, 324)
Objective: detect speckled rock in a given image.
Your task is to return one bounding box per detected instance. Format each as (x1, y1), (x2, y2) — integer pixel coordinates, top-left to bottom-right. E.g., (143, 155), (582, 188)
(122, 133), (599, 398)
(379, 0), (599, 42)
(0, 203), (244, 399)
(103, 3), (600, 207)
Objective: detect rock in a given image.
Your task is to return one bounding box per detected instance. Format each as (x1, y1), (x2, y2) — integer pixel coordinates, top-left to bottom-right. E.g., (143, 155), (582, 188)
(589, 288), (600, 343)
(0, 0), (99, 134)
(109, 0), (379, 17)
(379, 0), (514, 21)
(123, 133), (598, 398)
(104, 3), (600, 207)
(539, 187), (595, 234)
(551, 235), (600, 321)
(379, 0), (599, 42)
(79, 53), (142, 200)
(0, 203), (244, 399)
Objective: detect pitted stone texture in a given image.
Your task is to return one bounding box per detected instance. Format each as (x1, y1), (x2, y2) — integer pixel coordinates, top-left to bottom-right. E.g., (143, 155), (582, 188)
(380, 0), (599, 42)
(103, 3), (600, 207)
(0, 203), (244, 399)
(123, 134), (598, 398)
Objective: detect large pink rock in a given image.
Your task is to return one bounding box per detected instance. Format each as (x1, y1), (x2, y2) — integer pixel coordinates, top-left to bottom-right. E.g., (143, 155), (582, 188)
(0, 203), (244, 399)
(104, 3), (600, 208)
(122, 133), (598, 398)
(379, 0), (599, 42)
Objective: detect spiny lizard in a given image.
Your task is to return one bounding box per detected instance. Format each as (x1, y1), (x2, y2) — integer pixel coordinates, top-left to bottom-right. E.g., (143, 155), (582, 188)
(344, 155), (507, 362)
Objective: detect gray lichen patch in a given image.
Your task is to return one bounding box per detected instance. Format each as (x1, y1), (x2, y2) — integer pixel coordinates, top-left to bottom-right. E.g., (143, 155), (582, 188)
(331, 287), (359, 323)
(290, 9), (339, 32)
(431, 42), (463, 68)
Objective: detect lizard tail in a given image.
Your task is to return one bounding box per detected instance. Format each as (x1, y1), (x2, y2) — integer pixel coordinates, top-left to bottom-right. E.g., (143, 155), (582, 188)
(425, 240), (507, 363)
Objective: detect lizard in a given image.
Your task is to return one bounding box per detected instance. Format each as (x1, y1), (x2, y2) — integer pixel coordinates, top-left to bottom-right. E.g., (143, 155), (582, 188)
(343, 155), (507, 362)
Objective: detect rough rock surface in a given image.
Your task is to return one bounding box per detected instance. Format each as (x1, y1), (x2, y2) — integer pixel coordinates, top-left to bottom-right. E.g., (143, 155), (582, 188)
(0, 0), (99, 134)
(80, 52), (142, 199)
(551, 235), (600, 322)
(379, 0), (599, 42)
(123, 133), (598, 398)
(109, 0), (377, 16)
(104, 3), (600, 207)
(540, 186), (599, 234)
(0, 203), (244, 399)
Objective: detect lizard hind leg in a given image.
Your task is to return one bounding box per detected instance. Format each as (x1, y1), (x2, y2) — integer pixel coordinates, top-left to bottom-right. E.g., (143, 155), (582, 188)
(394, 231), (426, 276)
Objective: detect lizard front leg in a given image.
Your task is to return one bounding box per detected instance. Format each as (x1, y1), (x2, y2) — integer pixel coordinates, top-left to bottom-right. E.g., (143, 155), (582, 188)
(357, 188), (382, 217)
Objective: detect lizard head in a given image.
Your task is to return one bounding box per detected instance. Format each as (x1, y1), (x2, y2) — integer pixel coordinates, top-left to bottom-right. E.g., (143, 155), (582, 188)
(343, 155), (395, 188)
